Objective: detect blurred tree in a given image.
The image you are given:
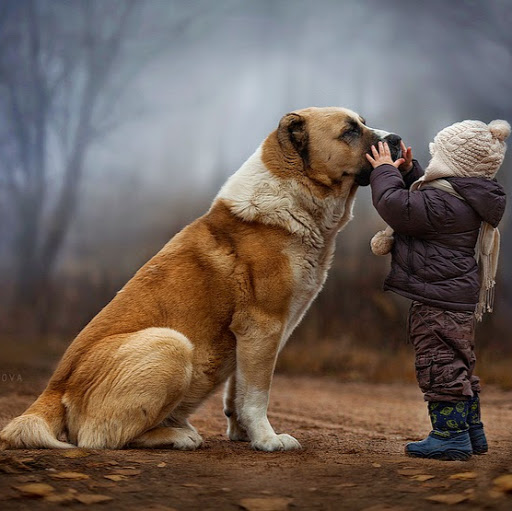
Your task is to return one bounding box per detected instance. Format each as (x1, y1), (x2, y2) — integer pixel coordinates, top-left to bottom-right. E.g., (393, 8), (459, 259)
(0, 0), (218, 330)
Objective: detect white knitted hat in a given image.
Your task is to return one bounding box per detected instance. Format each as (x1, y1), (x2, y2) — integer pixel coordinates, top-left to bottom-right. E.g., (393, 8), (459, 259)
(424, 119), (510, 181)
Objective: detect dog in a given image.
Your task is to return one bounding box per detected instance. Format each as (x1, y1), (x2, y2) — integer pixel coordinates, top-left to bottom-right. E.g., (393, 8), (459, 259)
(0, 107), (401, 452)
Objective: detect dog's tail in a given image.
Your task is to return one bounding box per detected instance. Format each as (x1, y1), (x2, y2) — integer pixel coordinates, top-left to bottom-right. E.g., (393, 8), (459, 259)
(0, 389), (75, 449)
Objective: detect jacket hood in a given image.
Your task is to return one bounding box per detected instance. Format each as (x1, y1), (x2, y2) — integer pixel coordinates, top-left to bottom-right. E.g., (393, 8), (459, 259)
(449, 177), (506, 227)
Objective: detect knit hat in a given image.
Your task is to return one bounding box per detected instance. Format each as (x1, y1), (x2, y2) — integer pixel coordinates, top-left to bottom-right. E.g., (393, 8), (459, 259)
(424, 119), (510, 181)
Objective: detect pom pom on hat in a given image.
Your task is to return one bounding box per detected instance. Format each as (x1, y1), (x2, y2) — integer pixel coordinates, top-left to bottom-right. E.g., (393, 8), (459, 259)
(489, 119), (511, 142)
(370, 226), (394, 256)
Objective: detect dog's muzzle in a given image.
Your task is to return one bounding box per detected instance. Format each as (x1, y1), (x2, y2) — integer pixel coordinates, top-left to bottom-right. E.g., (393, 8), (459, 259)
(355, 133), (402, 187)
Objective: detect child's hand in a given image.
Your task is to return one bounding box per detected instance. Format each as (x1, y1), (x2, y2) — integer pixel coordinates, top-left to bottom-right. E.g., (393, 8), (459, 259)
(366, 141), (405, 169)
(398, 141), (413, 173)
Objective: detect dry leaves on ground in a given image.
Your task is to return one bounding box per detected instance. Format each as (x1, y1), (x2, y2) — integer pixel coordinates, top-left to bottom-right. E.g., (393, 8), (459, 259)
(50, 471), (90, 480)
(104, 475), (128, 482)
(425, 493), (469, 505)
(110, 469), (141, 476)
(448, 472), (477, 480)
(397, 469), (424, 476)
(410, 475), (435, 482)
(493, 474), (512, 493)
(75, 493), (114, 504)
(60, 449), (93, 459)
(13, 483), (55, 497)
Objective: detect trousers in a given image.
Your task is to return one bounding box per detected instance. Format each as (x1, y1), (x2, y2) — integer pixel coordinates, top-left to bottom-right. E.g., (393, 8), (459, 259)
(408, 301), (480, 402)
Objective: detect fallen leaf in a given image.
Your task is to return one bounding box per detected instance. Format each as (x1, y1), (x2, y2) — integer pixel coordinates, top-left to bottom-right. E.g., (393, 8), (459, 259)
(372, 463), (382, 468)
(181, 483), (201, 488)
(110, 469), (141, 476)
(51, 471), (90, 480)
(61, 449), (92, 459)
(18, 457), (36, 464)
(1, 457), (31, 474)
(45, 492), (76, 504)
(335, 482), (357, 488)
(425, 494), (469, 505)
(449, 472), (477, 480)
(104, 475), (127, 482)
(397, 469), (423, 476)
(493, 474), (512, 493)
(239, 497), (293, 511)
(13, 483), (55, 497)
(75, 493), (113, 505)
(157, 462), (167, 468)
(410, 475), (435, 482)
(488, 489), (505, 499)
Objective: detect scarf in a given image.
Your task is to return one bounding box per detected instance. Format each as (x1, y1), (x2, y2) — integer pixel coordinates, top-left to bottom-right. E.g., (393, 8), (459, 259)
(370, 178), (500, 321)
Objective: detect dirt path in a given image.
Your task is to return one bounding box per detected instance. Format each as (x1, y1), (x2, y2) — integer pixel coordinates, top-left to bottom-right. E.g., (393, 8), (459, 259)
(1, 373), (512, 510)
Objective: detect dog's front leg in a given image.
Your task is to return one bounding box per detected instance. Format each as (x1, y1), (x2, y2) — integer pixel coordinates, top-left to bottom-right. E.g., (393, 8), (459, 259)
(233, 316), (301, 452)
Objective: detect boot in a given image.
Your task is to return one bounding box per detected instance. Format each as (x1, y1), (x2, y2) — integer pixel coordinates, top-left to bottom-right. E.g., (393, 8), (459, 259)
(468, 393), (488, 454)
(405, 401), (472, 461)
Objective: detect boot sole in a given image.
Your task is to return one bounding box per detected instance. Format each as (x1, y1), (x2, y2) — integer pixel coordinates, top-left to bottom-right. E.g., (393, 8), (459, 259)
(405, 447), (472, 461)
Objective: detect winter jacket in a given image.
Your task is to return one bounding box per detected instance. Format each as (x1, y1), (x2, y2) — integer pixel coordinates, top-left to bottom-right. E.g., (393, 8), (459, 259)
(370, 160), (506, 311)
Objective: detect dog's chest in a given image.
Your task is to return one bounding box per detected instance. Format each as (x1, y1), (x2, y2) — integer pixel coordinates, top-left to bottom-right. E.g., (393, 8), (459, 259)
(280, 239), (336, 348)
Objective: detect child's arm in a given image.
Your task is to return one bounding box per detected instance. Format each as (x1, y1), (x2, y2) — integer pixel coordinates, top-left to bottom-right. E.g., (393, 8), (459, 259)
(397, 141), (423, 189)
(366, 142), (430, 237)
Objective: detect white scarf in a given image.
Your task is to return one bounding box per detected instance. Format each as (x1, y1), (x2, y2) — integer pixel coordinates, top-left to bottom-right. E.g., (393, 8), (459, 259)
(370, 178), (500, 321)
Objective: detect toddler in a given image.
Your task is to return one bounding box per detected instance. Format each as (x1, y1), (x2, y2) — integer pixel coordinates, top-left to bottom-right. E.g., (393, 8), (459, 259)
(366, 119), (510, 460)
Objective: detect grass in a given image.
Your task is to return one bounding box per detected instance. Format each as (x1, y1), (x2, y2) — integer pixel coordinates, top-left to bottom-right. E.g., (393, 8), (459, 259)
(277, 337), (512, 390)
(2, 335), (512, 391)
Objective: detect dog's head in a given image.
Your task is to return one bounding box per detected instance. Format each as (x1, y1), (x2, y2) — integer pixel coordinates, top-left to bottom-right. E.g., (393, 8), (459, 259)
(271, 107), (401, 189)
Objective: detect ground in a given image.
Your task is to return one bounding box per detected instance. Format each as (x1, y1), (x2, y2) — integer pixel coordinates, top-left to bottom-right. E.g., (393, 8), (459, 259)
(1, 369), (512, 510)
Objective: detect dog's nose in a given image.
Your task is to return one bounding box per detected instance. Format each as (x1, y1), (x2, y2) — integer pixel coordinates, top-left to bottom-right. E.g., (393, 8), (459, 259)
(384, 134), (401, 146)
(383, 134), (402, 159)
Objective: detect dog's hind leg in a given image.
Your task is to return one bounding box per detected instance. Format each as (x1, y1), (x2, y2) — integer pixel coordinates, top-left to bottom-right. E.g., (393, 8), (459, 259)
(129, 425), (202, 449)
(223, 374), (249, 442)
(66, 327), (194, 449)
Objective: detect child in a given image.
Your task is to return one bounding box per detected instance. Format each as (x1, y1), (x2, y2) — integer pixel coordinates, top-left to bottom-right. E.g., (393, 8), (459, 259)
(365, 119), (510, 460)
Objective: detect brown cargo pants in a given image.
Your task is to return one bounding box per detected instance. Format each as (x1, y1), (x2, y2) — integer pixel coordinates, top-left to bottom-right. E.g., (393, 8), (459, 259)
(408, 301), (480, 402)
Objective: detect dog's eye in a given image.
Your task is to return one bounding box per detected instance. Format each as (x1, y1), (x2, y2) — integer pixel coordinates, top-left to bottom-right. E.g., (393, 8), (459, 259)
(338, 125), (360, 141)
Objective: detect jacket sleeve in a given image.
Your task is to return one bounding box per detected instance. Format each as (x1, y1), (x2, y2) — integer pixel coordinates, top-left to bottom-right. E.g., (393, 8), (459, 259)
(402, 159), (424, 189)
(370, 163), (431, 237)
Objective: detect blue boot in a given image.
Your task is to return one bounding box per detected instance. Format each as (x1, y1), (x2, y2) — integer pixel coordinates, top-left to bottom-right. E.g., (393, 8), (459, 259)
(406, 401), (472, 461)
(468, 394), (488, 454)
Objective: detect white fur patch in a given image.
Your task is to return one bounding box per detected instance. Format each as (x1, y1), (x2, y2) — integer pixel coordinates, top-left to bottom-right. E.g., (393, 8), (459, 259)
(219, 148), (356, 352)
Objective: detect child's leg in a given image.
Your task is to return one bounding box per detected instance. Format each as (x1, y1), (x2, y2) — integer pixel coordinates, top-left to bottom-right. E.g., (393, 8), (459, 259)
(410, 303), (476, 402)
(467, 354), (488, 454)
(406, 302), (474, 460)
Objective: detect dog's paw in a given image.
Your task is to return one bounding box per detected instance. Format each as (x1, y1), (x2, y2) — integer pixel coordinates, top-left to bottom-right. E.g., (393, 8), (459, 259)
(227, 420), (250, 442)
(172, 429), (203, 450)
(251, 433), (302, 452)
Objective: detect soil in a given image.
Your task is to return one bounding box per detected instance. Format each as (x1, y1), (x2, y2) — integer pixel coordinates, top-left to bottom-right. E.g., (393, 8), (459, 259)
(1, 368), (511, 510)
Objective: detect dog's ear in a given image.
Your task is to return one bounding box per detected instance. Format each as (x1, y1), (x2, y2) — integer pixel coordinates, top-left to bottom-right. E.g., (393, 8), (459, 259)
(277, 113), (308, 163)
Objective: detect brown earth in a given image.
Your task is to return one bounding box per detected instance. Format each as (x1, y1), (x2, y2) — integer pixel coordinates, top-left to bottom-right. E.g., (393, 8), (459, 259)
(1, 367), (512, 510)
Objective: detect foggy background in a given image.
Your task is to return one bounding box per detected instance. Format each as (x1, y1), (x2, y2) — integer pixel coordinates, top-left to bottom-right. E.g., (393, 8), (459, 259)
(1, 0), (511, 386)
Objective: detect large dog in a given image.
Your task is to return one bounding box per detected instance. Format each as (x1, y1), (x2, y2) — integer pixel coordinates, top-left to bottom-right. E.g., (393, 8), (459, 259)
(1, 107), (400, 452)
